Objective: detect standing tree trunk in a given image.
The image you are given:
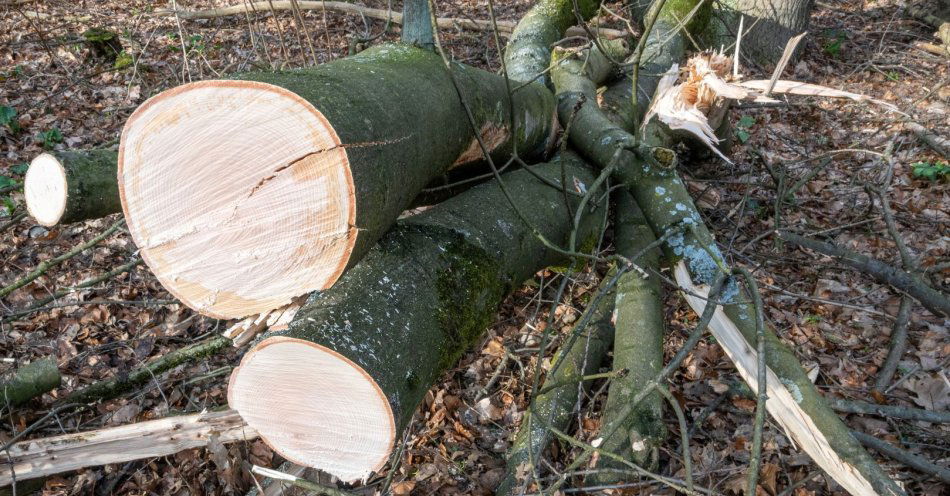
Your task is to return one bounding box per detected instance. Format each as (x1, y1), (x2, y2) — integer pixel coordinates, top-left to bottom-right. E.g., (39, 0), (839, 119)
(227, 155), (606, 483)
(24, 150), (120, 226)
(705, 0), (815, 68)
(118, 42), (554, 319)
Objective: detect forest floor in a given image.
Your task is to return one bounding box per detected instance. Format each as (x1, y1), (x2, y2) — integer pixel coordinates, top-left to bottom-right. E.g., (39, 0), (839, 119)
(0, 0), (948, 495)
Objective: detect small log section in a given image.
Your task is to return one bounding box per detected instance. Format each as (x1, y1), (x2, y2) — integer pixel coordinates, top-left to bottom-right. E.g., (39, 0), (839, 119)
(228, 156), (606, 483)
(0, 409), (255, 486)
(24, 150), (120, 226)
(118, 42), (554, 319)
(0, 358), (60, 407)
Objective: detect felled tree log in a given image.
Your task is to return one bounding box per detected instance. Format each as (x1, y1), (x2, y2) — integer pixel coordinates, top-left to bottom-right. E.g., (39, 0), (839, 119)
(591, 192), (666, 481)
(551, 2), (906, 494)
(0, 409), (254, 486)
(118, 42), (554, 319)
(227, 156), (606, 483)
(496, 253), (615, 496)
(24, 150), (120, 226)
(0, 358), (60, 408)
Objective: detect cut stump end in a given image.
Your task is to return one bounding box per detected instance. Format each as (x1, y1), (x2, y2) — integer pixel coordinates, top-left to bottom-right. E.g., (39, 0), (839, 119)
(25, 153), (69, 227)
(228, 336), (395, 483)
(118, 80), (357, 319)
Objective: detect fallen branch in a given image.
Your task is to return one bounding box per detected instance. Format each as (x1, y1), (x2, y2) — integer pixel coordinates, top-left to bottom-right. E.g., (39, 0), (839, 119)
(0, 358), (60, 408)
(590, 192), (666, 483)
(151, 1), (626, 39)
(551, 1), (906, 492)
(778, 231), (950, 318)
(0, 218), (124, 299)
(2, 257), (141, 323)
(0, 409), (255, 486)
(60, 335), (232, 405)
(827, 398), (950, 424)
(497, 237), (616, 495)
(851, 431), (950, 484)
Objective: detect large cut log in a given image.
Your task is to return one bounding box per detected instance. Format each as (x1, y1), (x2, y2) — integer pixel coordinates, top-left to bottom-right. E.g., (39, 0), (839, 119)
(227, 155), (606, 483)
(0, 409), (254, 486)
(118, 42), (555, 319)
(551, 1), (905, 494)
(24, 150), (120, 226)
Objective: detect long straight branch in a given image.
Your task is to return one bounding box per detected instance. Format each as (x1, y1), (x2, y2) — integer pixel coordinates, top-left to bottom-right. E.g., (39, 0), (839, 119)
(0, 219), (124, 299)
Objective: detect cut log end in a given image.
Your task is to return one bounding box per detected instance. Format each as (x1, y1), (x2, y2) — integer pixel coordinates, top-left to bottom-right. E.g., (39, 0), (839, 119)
(24, 153), (69, 226)
(227, 336), (395, 483)
(118, 80), (357, 319)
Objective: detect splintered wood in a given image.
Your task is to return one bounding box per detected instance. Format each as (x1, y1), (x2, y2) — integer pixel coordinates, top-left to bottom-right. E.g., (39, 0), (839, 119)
(118, 81), (355, 320)
(0, 410), (257, 486)
(223, 298), (304, 347)
(673, 262), (878, 496)
(642, 45), (897, 163)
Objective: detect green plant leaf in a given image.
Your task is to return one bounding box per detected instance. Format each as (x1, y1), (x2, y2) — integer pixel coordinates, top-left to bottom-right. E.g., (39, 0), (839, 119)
(0, 105), (15, 128)
(10, 163), (28, 175)
(737, 115), (755, 129)
(912, 161), (949, 181)
(2, 196), (15, 216)
(38, 127), (63, 149)
(0, 175), (18, 189)
(736, 129), (750, 143)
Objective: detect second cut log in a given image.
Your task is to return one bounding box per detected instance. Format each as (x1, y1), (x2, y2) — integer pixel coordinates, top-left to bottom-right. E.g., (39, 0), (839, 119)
(227, 155), (606, 483)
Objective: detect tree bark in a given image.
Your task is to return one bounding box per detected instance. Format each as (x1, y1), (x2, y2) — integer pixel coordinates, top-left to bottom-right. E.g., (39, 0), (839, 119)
(24, 150), (120, 226)
(503, 0), (601, 83)
(118, 42), (555, 320)
(0, 358), (60, 408)
(591, 191), (666, 481)
(705, 0), (815, 68)
(227, 155), (606, 483)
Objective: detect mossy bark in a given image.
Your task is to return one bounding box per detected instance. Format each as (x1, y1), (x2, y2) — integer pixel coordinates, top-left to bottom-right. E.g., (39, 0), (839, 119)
(496, 265), (615, 496)
(44, 149), (121, 225)
(235, 43), (555, 271)
(591, 191), (666, 481)
(503, 0), (601, 83)
(276, 155), (606, 437)
(553, 1), (904, 492)
(0, 358), (60, 408)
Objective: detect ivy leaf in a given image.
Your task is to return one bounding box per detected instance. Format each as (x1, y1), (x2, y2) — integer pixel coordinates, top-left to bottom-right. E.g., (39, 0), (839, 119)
(2, 196), (15, 216)
(912, 161), (949, 181)
(0, 175), (18, 189)
(10, 163), (29, 175)
(737, 115), (755, 129)
(736, 129), (751, 143)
